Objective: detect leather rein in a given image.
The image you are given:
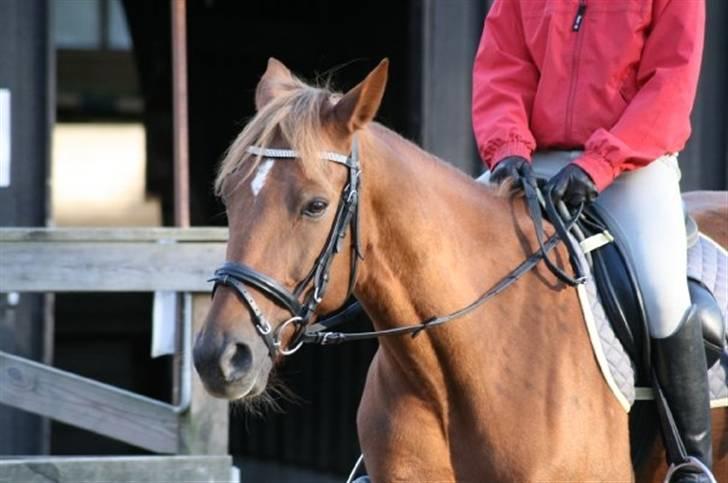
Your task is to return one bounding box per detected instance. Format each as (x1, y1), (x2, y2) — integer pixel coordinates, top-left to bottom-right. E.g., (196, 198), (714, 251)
(209, 137), (584, 358)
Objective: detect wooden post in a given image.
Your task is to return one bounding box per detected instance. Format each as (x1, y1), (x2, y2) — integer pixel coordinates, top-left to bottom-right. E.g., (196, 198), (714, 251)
(171, 0), (191, 418)
(171, 0), (190, 228)
(178, 293), (229, 454)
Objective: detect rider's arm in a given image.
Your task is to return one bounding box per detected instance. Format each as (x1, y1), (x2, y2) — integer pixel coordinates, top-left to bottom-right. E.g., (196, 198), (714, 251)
(472, 0), (538, 170)
(573, 0), (705, 192)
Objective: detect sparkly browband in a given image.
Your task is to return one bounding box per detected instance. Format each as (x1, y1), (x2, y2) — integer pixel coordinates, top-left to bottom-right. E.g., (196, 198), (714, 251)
(246, 146), (350, 165)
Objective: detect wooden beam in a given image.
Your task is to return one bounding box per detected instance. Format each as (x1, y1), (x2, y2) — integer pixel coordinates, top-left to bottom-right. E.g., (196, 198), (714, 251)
(0, 227), (227, 242)
(0, 455), (235, 483)
(0, 351), (179, 453)
(1, 241), (225, 292)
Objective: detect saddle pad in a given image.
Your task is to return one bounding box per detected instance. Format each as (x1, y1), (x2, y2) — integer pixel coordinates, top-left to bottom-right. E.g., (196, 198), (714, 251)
(577, 233), (728, 412)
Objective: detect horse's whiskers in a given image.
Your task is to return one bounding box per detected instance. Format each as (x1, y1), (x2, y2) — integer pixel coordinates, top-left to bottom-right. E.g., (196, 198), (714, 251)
(231, 372), (301, 417)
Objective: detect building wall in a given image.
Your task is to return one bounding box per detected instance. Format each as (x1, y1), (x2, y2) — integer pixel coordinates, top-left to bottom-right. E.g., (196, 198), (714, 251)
(0, 0), (52, 456)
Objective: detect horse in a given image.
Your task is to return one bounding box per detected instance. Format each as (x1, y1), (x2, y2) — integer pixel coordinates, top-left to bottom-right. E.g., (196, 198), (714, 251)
(192, 58), (727, 482)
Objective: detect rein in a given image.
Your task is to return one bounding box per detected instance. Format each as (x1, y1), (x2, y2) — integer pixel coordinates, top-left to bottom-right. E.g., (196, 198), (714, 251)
(302, 175), (584, 345)
(210, 140), (584, 358)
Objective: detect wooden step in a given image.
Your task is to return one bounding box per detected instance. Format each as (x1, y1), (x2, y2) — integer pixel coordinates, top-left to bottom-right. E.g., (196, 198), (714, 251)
(0, 455), (237, 483)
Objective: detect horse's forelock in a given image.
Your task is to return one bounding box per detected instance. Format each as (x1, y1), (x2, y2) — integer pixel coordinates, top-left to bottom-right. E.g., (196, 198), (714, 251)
(214, 78), (338, 197)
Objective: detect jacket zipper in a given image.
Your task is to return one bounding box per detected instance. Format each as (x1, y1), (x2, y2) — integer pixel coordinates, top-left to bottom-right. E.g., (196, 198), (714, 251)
(572, 0), (587, 31)
(565, 0), (587, 141)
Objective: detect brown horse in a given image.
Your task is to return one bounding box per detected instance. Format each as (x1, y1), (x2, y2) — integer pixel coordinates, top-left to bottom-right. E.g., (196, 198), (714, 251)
(193, 58), (727, 482)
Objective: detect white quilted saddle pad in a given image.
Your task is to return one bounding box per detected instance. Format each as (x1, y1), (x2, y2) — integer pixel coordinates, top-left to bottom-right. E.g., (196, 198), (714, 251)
(577, 233), (727, 411)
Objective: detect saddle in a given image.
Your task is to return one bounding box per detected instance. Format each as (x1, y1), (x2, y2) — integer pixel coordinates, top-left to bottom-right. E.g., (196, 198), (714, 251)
(577, 204), (726, 384)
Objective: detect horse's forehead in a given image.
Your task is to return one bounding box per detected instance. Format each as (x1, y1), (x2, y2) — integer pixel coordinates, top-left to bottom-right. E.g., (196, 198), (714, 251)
(224, 148), (344, 214)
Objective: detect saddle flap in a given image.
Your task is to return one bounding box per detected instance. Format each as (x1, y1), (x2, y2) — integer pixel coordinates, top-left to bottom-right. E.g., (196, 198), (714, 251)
(582, 206), (726, 375)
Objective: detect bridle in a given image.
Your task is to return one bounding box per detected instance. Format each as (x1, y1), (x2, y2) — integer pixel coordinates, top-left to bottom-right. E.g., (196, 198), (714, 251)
(210, 136), (586, 359)
(209, 137), (363, 357)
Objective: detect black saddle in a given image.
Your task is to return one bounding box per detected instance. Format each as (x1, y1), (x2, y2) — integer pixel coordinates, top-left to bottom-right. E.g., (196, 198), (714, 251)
(579, 203), (726, 384)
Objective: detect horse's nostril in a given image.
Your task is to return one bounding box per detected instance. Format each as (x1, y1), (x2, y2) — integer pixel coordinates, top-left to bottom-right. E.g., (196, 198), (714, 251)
(231, 343), (253, 372)
(220, 342), (253, 382)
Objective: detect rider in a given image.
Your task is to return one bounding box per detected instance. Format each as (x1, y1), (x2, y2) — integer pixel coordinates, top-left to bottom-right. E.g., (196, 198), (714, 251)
(472, 1), (712, 481)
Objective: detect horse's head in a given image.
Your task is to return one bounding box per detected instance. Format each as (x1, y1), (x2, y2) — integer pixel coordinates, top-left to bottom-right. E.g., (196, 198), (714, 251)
(193, 58), (388, 400)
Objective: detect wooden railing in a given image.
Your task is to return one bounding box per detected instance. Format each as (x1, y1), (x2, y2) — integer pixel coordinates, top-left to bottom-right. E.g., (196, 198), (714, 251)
(0, 227), (229, 454)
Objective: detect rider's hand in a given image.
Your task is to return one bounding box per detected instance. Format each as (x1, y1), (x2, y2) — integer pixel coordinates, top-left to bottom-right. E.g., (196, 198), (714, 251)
(545, 163), (598, 208)
(490, 156), (532, 186)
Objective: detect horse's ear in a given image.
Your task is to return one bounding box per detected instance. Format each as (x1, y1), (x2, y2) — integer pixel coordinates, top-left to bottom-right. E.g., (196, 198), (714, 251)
(255, 57), (293, 111)
(333, 58), (389, 133)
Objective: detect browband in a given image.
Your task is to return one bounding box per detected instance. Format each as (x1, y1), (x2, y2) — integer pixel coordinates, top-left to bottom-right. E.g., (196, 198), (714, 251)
(246, 146), (351, 166)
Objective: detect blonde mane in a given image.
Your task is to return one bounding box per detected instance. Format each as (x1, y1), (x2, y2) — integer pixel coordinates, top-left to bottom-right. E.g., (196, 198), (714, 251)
(214, 74), (340, 195)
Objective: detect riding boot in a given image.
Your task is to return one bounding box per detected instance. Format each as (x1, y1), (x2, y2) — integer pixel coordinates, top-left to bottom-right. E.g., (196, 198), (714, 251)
(653, 305), (714, 483)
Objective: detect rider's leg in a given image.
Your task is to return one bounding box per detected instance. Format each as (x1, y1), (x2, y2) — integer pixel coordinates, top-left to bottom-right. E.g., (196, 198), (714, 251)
(572, 154), (713, 482)
(529, 152), (696, 337)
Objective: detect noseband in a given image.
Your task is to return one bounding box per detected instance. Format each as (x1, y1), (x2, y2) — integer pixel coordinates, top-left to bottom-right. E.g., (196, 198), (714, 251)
(209, 137), (363, 357)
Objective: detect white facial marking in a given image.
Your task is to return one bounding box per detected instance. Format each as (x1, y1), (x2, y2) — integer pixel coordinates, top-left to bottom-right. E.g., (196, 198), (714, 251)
(251, 159), (275, 197)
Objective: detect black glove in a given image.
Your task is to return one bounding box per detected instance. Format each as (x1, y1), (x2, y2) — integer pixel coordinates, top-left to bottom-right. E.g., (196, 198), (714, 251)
(490, 156), (532, 186)
(545, 163), (598, 208)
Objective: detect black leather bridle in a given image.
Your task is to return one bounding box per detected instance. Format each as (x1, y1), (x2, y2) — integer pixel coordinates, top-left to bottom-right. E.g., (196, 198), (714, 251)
(210, 138), (586, 360)
(209, 138), (363, 357)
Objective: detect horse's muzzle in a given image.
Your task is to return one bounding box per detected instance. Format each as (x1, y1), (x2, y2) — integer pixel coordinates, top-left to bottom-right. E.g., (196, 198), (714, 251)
(193, 330), (259, 399)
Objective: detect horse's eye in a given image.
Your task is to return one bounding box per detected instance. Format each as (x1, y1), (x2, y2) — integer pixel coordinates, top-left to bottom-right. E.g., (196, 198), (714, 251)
(303, 198), (329, 218)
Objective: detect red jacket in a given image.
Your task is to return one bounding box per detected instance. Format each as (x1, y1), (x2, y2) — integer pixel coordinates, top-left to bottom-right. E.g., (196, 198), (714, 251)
(472, 0), (705, 191)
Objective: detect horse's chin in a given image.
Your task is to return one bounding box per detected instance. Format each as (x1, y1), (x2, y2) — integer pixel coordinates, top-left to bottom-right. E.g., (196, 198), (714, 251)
(202, 366), (271, 401)
(232, 376), (268, 401)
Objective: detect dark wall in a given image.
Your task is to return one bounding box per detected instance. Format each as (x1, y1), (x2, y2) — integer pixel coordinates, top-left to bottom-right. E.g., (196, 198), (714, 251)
(418, 0), (488, 175)
(50, 293), (172, 455)
(185, 0), (417, 227)
(0, 0), (52, 455)
(0, 1), (51, 225)
(681, 0), (728, 191)
(125, 0), (418, 227)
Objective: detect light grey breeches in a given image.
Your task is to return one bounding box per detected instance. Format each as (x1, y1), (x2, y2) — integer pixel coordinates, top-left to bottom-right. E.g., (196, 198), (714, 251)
(483, 151), (691, 339)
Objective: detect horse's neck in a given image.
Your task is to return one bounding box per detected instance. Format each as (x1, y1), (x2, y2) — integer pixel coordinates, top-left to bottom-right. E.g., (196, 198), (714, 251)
(355, 125), (542, 396)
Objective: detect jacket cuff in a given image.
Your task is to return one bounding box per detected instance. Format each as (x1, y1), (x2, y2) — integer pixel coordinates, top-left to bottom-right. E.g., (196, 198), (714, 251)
(488, 141), (533, 169)
(573, 152), (617, 192)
